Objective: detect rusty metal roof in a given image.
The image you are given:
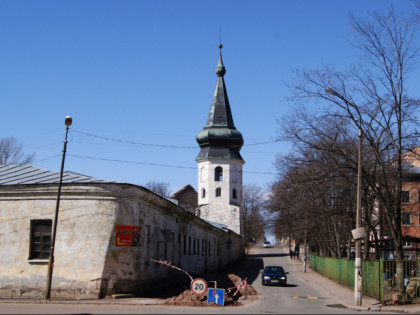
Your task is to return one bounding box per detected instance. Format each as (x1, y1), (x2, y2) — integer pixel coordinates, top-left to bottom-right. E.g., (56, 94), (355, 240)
(0, 164), (115, 185)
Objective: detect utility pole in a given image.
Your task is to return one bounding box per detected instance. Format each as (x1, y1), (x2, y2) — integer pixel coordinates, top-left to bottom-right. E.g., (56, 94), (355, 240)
(355, 127), (363, 306)
(45, 116), (72, 300)
(325, 88), (363, 305)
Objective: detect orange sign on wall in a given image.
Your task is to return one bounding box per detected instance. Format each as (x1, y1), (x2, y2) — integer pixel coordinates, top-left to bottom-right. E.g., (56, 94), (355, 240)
(115, 225), (139, 247)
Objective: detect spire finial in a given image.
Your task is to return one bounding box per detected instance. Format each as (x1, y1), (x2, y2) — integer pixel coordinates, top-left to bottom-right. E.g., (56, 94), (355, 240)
(216, 35), (225, 77)
(219, 26), (222, 49)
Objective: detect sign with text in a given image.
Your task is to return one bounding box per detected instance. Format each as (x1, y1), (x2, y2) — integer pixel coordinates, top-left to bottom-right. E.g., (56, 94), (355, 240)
(191, 278), (207, 295)
(115, 225), (139, 247)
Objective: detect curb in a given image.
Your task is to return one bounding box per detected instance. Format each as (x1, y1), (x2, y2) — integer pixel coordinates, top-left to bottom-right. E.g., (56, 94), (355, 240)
(347, 304), (408, 313)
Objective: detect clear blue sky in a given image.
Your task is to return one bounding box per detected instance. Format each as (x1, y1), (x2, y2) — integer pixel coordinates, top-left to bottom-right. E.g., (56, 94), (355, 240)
(1, 0), (418, 195)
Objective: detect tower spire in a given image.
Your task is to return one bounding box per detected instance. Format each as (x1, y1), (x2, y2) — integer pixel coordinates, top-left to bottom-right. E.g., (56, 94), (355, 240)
(196, 45), (244, 161)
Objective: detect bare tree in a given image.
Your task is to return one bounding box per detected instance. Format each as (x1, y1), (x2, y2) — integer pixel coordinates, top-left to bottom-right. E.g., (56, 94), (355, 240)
(0, 137), (35, 165)
(268, 141), (358, 260)
(145, 181), (171, 197)
(242, 184), (266, 244)
(281, 6), (419, 292)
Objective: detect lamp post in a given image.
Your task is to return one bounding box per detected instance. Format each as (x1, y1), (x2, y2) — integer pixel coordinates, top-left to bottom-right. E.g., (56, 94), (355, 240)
(45, 116), (72, 300)
(325, 88), (363, 305)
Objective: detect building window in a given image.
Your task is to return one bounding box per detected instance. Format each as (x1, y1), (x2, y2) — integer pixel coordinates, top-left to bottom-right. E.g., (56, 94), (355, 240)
(216, 187), (221, 197)
(402, 191), (410, 204)
(201, 188), (206, 198)
(189, 236), (191, 255)
(183, 234), (187, 255)
(215, 167), (223, 181)
(403, 240), (412, 247)
(29, 220), (52, 260)
(402, 213), (411, 225)
(232, 188), (237, 199)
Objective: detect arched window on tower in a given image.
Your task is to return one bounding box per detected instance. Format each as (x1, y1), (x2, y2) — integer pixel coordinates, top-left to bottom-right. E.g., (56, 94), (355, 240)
(215, 167), (223, 181)
(232, 188), (237, 199)
(201, 188), (206, 198)
(216, 187), (221, 197)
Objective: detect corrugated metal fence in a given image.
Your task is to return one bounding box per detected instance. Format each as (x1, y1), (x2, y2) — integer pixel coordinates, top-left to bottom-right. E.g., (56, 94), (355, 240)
(310, 254), (420, 304)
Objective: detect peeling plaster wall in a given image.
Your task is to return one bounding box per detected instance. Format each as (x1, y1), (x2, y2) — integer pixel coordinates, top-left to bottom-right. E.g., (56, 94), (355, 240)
(0, 182), (244, 299)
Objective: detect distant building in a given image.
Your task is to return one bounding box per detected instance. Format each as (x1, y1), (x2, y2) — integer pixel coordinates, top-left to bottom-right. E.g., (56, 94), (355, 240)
(170, 185), (198, 215)
(400, 159), (420, 259)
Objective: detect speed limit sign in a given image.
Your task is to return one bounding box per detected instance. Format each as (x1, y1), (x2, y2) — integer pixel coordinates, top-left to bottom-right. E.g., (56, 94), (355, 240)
(191, 278), (207, 295)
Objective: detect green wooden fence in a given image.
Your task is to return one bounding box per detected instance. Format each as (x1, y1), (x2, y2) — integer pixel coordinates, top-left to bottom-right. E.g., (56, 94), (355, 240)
(310, 254), (382, 301)
(310, 254), (420, 304)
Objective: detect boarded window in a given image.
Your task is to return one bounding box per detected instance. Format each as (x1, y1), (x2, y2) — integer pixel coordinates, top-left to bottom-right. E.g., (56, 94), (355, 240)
(29, 220), (52, 260)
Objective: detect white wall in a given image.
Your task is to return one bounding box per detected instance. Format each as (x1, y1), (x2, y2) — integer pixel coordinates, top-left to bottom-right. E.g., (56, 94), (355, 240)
(0, 182), (244, 299)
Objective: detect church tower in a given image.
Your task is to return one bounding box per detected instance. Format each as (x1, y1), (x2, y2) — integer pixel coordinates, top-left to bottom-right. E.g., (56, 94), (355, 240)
(196, 45), (244, 236)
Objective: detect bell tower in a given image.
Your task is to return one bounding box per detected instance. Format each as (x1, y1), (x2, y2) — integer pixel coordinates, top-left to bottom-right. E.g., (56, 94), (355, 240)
(196, 45), (244, 236)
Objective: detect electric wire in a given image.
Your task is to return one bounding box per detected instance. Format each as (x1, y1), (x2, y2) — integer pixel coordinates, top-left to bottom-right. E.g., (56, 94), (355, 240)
(72, 129), (281, 148)
(67, 154), (276, 175)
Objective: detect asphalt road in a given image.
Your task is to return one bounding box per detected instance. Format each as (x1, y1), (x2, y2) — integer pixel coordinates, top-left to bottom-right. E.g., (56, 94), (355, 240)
(0, 245), (379, 314)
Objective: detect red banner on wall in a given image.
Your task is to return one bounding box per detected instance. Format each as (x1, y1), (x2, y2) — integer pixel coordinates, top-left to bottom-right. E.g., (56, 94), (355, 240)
(115, 225), (140, 247)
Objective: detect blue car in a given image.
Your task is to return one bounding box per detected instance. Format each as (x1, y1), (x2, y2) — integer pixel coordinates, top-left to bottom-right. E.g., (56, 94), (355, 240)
(261, 265), (288, 286)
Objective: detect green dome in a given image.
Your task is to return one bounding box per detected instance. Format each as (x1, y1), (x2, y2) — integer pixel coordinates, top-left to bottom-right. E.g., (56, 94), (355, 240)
(196, 128), (243, 148)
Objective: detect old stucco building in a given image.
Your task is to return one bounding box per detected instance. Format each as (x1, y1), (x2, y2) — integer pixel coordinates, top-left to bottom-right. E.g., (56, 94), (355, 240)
(0, 46), (245, 299)
(0, 165), (243, 299)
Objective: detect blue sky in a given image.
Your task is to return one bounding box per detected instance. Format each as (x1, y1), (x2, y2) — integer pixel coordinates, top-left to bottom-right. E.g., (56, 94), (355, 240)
(1, 0), (418, 195)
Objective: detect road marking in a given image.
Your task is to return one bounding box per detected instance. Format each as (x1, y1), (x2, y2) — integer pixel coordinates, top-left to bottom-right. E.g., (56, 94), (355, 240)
(291, 296), (324, 299)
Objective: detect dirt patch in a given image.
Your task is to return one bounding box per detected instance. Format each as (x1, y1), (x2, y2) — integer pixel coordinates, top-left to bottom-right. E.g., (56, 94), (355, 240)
(163, 273), (259, 306)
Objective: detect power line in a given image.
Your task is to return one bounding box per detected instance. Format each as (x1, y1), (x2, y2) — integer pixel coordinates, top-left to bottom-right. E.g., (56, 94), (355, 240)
(72, 130), (196, 149)
(67, 154), (277, 175)
(72, 129), (282, 148)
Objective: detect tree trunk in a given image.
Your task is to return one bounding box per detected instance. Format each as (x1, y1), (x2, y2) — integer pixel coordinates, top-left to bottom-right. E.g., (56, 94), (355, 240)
(333, 222), (342, 259)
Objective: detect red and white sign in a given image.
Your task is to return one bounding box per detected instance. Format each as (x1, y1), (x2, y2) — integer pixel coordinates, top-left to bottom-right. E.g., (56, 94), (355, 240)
(115, 225), (139, 247)
(191, 278), (207, 295)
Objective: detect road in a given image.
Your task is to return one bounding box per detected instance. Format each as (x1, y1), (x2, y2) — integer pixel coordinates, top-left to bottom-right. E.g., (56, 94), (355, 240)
(0, 245), (378, 314)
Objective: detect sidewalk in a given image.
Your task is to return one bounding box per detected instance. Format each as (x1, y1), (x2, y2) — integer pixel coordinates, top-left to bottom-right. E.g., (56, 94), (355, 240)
(288, 254), (420, 313)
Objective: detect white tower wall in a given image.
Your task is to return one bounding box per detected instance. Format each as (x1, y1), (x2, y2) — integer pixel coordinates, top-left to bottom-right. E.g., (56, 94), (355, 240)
(197, 158), (244, 235)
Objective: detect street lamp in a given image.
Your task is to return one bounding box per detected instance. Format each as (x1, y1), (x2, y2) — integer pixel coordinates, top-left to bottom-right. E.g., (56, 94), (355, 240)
(45, 116), (72, 300)
(325, 88), (363, 306)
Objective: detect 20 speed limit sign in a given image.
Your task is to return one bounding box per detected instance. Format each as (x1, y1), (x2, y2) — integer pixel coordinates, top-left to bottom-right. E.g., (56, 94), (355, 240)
(191, 278), (207, 295)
